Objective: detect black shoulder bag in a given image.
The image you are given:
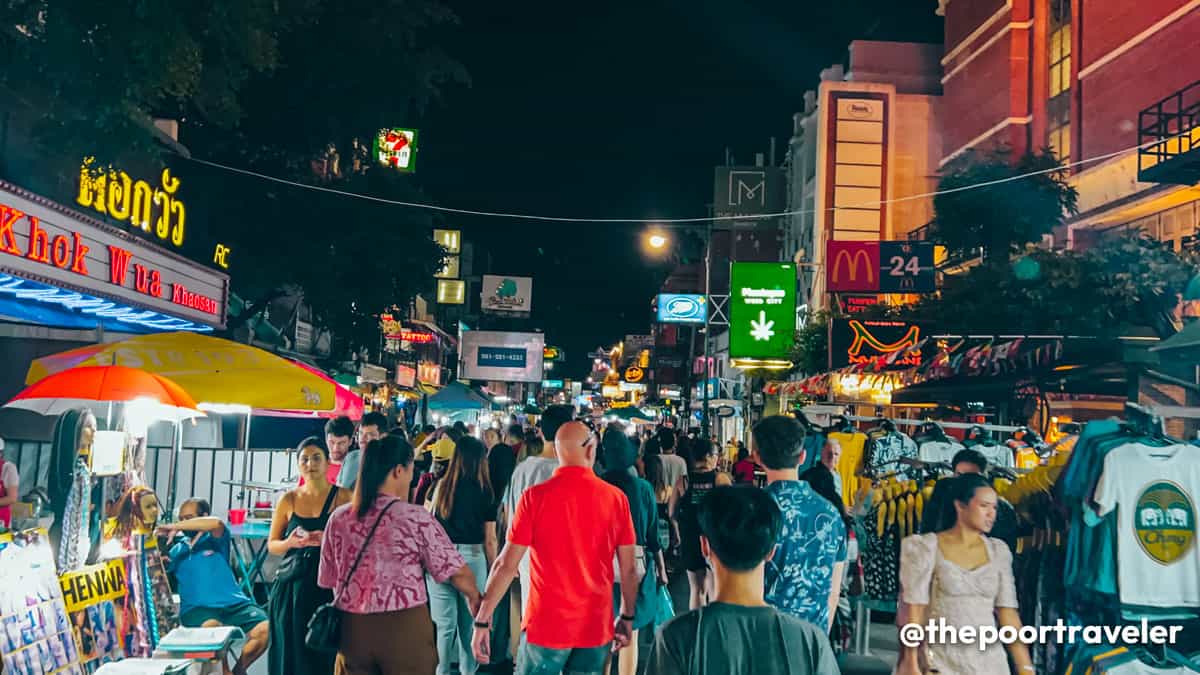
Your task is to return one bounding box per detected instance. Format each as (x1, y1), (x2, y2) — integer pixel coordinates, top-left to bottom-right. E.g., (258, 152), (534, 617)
(306, 498), (399, 654)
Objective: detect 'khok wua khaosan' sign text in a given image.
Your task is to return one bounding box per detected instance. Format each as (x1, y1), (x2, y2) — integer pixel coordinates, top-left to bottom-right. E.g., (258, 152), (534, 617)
(729, 262), (797, 361)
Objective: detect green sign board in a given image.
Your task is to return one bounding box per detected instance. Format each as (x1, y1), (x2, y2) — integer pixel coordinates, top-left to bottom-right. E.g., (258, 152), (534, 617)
(729, 262), (797, 360)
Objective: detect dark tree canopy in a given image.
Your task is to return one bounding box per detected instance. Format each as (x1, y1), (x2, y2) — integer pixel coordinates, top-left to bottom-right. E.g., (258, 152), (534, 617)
(930, 148), (1079, 261)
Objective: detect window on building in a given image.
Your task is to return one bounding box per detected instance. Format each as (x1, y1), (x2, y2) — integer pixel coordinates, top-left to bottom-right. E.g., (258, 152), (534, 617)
(1047, 0), (1072, 163)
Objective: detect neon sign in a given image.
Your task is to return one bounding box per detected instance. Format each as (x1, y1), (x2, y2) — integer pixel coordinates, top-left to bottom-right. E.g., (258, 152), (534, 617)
(846, 319), (921, 367)
(76, 158), (186, 247)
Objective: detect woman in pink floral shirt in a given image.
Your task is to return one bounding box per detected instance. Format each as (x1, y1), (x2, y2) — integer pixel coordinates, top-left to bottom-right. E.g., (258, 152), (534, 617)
(319, 435), (482, 675)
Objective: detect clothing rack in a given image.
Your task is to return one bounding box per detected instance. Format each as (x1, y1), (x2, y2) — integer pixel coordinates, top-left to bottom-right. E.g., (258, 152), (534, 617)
(842, 415), (1021, 434)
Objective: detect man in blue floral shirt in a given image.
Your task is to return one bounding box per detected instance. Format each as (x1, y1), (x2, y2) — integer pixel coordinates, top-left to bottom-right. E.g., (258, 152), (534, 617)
(752, 415), (847, 630)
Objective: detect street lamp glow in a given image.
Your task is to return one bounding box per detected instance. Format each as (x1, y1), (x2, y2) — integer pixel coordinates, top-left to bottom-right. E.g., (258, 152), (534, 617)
(648, 234), (668, 249)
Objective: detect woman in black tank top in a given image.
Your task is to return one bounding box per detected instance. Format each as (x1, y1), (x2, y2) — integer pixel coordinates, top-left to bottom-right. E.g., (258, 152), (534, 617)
(266, 436), (350, 675)
(671, 438), (732, 609)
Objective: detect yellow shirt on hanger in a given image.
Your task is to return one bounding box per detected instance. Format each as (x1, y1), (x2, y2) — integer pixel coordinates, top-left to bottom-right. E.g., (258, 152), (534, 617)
(829, 431), (868, 507)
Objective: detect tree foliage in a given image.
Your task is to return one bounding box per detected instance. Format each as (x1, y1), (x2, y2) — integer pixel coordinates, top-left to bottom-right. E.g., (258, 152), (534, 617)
(789, 310), (830, 376)
(930, 149), (1079, 261)
(1, 0), (467, 354)
(865, 235), (1195, 339)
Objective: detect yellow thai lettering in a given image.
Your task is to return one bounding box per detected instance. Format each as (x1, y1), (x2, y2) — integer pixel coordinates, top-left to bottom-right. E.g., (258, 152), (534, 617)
(76, 160), (187, 247)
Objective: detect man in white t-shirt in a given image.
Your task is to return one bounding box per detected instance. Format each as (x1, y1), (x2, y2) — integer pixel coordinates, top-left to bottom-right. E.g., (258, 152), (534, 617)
(0, 438), (20, 528)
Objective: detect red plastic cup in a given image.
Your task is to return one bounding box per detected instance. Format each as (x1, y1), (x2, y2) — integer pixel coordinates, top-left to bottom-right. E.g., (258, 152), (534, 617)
(228, 508), (247, 525)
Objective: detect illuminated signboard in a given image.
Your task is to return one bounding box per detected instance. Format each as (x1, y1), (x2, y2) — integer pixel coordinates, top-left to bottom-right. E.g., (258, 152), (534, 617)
(657, 293), (707, 324)
(77, 158), (186, 247)
(829, 319), (925, 370)
(542, 379), (564, 389)
(374, 128), (418, 172)
(379, 315), (437, 344)
(1, 180), (227, 328)
(434, 256), (460, 279)
(433, 229), (461, 254)
(729, 262), (797, 360)
(482, 275), (533, 314)
(417, 362), (441, 386)
(826, 241), (934, 293)
(437, 279), (465, 304)
(624, 366), (644, 383)
(459, 331), (545, 383)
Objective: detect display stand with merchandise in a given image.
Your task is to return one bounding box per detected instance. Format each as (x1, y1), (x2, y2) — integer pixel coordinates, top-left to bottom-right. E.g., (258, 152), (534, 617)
(0, 529), (85, 675)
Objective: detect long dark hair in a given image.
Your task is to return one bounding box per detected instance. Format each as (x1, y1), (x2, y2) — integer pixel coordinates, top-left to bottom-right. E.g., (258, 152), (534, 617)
(354, 435), (415, 519)
(433, 436), (493, 520)
(642, 438), (667, 497)
(801, 463), (848, 523)
(934, 473), (994, 533)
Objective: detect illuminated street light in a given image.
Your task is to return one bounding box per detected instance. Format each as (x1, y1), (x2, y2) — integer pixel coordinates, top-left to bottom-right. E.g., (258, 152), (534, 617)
(648, 233), (668, 249)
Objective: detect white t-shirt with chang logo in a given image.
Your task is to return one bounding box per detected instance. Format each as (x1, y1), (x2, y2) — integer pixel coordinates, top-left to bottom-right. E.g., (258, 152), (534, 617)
(1094, 442), (1200, 608)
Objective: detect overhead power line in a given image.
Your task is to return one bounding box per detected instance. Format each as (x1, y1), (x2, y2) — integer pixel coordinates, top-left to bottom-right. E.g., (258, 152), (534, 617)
(180, 138), (1161, 225)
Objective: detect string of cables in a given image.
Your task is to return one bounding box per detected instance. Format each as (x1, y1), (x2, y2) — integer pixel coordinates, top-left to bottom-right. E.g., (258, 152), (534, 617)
(179, 137), (1164, 225)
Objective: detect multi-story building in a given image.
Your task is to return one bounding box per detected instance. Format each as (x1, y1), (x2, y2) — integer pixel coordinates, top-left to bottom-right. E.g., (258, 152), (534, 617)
(787, 40), (944, 310)
(937, 0), (1200, 248)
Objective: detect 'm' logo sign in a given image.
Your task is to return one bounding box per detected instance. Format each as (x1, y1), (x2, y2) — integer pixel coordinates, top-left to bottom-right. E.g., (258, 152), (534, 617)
(826, 241), (880, 292)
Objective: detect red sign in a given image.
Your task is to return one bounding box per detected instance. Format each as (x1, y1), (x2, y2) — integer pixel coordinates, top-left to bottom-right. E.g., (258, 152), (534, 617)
(826, 241), (880, 293)
(841, 295), (881, 314)
(1, 203), (219, 315)
(397, 329), (435, 344)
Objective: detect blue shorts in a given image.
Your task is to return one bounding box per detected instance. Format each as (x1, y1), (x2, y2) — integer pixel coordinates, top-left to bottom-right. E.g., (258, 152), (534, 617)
(181, 602), (266, 635)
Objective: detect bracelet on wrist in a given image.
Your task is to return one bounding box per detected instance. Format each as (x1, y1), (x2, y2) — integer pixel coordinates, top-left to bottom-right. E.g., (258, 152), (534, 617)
(473, 621), (490, 629)
(620, 614), (635, 622)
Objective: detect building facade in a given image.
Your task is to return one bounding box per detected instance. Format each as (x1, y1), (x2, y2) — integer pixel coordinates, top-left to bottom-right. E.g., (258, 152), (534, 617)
(787, 41), (944, 311)
(937, 0), (1200, 248)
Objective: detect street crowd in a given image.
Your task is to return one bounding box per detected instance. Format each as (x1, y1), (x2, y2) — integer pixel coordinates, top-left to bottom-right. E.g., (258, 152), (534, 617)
(155, 405), (1032, 675)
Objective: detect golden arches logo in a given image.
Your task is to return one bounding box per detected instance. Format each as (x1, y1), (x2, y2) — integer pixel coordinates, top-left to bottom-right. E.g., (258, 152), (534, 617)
(847, 320), (920, 358)
(831, 248), (874, 285)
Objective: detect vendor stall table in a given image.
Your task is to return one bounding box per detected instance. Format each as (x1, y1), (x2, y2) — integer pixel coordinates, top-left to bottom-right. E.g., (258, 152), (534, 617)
(228, 521), (272, 601)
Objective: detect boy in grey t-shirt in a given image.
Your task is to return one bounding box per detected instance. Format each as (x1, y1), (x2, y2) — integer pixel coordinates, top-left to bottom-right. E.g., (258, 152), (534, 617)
(648, 485), (838, 675)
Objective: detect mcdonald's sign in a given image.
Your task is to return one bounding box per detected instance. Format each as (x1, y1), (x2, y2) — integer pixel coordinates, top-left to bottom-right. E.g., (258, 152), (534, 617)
(826, 241), (880, 292)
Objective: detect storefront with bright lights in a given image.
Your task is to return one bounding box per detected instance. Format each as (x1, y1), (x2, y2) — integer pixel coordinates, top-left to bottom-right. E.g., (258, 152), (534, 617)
(0, 179), (229, 403)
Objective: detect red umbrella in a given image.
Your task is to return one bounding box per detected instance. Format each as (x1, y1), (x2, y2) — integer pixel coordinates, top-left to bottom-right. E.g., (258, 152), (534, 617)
(5, 365), (202, 419)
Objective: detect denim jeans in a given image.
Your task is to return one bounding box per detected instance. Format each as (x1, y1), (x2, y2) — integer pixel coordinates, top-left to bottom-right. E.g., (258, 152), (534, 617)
(516, 635), (608, 675)
(428, 543), (488, 675)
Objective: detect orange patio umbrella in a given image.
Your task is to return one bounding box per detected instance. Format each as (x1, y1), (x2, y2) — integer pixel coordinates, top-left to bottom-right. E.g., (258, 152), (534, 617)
(5, 365), (203, 419)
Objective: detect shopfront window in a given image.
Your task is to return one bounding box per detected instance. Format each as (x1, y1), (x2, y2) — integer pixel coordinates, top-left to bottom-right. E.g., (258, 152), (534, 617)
(1047, 0), (1072, 163)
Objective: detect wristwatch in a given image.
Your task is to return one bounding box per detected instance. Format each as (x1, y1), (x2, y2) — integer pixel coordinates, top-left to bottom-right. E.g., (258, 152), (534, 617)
(620, 614), (635, 622)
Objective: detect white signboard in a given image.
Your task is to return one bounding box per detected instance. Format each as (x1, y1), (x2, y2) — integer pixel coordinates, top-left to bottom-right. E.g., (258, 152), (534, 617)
(481, 275), (533, 314)
(0, 180), (228, 328)
(459, 331), (545, 383)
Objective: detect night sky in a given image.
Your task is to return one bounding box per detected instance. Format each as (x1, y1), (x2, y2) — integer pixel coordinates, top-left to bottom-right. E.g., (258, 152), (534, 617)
(417, 0), (943, 378)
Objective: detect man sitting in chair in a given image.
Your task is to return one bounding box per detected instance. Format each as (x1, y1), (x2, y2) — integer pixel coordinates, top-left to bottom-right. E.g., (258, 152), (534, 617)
(160, 498), (269, 675)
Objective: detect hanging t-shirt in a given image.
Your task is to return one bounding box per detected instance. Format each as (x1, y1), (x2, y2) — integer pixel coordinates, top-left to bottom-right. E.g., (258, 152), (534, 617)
(918, 440), (964, 466)
(828, 431), (867, 507)
(864, 431), (919, 480)
(1094, 442), (1200, 609)
(974, 443), (1015, 470)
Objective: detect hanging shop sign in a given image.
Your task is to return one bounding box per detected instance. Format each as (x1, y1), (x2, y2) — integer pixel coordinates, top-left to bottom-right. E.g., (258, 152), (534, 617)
(0, 181), (228, 330)
(729, 262), (797, 360)
(396, 364), (417, 388)
(829, 319), (925, 370)
(374, 128), (418, 172)
(58, 559), (127, 613)
(624, 366), (645, 383)
(818, 89), (890, 241)
(543, 345), (566, 362)
(657, 293), (707, 324)
(602, 385), (623, 398)
(434, 256), (460, 279)
(658, 386), (682, 399)
(433, 229), (461, 254)
(840, 295), (881, 314)
(826, 240), (934, 293)
(417, 361), (441, 386)
(482, 275), (533, 313)
(542, 379), (564, 389)
(76, 158), (186, 247)
(713, 167), (785, 219)
(460, 330), (545, 383)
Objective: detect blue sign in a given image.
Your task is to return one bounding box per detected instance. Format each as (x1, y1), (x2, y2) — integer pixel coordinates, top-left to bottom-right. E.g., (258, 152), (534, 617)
(657, 294), (707, 324)
(478, 347), (527, 368)
(542, 379), (564, 389)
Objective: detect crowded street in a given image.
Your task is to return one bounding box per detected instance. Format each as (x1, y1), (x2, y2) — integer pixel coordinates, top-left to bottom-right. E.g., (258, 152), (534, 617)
(2, 1), (1200, 674)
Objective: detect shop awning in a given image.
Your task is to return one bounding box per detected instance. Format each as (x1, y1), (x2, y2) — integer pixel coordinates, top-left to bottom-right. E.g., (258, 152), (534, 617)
(1150, 320), (1200, 354)
(427, 381), (489, 410)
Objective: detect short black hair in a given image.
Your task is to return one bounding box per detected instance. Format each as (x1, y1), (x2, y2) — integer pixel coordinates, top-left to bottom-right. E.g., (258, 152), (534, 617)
(181, 498), (211, 517)
(540, 404), (574, 441)
(325, 416), (355, 439)
(452, 421), (468, 434)
(506, 423), (524, 439)
(361, 411), (387, 431)
(423, 424), (436, 434)
(698, 485), (782, 572)
(656, 428), (677, 452)
(751, 415), (806, 470)
(951, 449), (988, 473)
(446, 425), (465, 442)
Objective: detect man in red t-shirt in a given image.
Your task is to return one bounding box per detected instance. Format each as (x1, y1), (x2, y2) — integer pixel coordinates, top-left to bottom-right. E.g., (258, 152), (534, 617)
(471, 420), (638, 674)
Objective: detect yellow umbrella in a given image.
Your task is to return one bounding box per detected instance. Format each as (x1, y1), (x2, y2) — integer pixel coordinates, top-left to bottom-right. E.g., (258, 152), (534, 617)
(26, 333), (335, 411)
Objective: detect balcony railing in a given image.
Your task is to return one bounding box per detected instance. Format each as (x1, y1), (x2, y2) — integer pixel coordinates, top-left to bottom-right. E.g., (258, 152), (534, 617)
(1139, 80), (1200, 185)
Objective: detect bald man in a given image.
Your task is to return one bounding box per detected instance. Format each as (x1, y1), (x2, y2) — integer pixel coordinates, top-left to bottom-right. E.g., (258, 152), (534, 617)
(472, 421), (640, 675)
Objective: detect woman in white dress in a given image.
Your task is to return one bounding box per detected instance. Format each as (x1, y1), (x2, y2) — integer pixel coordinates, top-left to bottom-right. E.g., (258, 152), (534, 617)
(897, 473), (1034, 675)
